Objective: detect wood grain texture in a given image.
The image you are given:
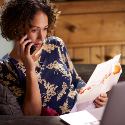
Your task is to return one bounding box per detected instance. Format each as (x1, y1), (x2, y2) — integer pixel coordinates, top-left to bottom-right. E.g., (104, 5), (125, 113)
(55, 13), (125, 44)
(56, 1), (125, 15)
(0, 0), (4, 6)
(55, 1), (125, 64)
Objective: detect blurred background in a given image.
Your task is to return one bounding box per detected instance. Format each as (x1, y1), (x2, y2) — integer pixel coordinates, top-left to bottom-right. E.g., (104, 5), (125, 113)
(0, 0), (125, 64)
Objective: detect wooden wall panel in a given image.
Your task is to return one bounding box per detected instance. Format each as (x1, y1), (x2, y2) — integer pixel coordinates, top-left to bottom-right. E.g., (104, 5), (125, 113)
(68, 48), (73, 59)
(55, 1), (125, 64)
(74, 48), (90, 64)
(90, 46), (105, 64)
(56, 1), (125, 15)
(105, 45), (122, 61)
(0, 0), (4, 6)
(55, 13), (125, 44)
(121, 46), (125, 64)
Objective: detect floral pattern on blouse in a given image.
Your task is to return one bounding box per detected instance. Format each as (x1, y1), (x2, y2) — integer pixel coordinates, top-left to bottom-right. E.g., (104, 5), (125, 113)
(0, 36), (86, 115)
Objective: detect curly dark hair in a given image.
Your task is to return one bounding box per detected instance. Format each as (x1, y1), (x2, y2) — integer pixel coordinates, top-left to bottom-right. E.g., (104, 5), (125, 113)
(0, 0), (60, 41)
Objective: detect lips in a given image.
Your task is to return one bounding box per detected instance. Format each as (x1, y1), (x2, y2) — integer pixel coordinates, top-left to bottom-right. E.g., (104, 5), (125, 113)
(34, 42), (42, 47)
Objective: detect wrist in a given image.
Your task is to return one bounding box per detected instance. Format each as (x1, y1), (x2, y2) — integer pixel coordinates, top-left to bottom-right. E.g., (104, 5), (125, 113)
(26, 69), (36, 76)
(25, 64), (36, 72)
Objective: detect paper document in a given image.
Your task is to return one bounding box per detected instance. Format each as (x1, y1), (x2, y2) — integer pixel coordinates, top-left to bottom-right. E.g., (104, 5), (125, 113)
(77, 54), (122, 104)
(60, 107), (105, 125)
(60, 110), (100, 125)
(71, 54), (122, 112)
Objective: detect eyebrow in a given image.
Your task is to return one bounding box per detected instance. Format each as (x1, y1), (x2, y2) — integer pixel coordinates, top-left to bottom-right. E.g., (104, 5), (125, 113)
(31, 25), (48, 29)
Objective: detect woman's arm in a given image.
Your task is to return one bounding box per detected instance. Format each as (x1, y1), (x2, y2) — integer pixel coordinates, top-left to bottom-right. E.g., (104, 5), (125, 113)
(23, 69), (41, 115)
(59, 38), (86, 90)
(19, 35), (42, 115)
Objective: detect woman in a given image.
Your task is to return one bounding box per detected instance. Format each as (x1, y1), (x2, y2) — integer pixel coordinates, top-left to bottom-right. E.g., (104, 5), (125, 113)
(0, 0), (108, 115)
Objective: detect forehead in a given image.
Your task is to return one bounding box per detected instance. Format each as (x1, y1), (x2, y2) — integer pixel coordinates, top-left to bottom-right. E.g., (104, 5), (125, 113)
(31, 11), (48, 28)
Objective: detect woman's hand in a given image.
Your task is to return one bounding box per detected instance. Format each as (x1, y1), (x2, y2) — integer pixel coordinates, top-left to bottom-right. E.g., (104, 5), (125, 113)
(20, 35), (35, 70)
(94, 93), (108, 108)
(15, 35), (39, 71)
(17, 35), (42, 115)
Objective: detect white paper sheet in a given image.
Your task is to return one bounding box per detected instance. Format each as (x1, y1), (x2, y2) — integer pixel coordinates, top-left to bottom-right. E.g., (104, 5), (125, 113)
(86, 54), (121, 87)
(71, 54), (122, 112)
(77, 54), (122, 104)
(60, 106), (105, 125)
(77, 84), (104, 104)
(60, 110), (100, 125)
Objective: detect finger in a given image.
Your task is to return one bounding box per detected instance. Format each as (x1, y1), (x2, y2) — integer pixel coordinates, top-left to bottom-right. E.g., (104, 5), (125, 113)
(94, 98), (106, 106)
(20, 40), (32, 55)
(20, 40), (31, 55)
(94, 102), (102, 108)
(20, 35), (27, 44)
(100, 93), (107, 98)
(97, 95), (108, 103)
(99, 96), (108, 103)
(25, 42), (34, 55)
(94, 100), (104, 108)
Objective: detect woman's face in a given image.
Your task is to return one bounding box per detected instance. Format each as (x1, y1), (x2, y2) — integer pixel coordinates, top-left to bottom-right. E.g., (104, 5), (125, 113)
(27, 11), (48, 50)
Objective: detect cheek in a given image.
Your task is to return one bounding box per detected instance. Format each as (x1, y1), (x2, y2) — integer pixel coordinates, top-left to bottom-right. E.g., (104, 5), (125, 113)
(28, 33), (38, 41)
(43, 31), (47, 38)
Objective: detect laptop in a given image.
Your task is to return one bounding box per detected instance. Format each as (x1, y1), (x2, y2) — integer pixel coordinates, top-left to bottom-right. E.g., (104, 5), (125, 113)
(100, 82), (125, 125)
(60, 82), (125, 125)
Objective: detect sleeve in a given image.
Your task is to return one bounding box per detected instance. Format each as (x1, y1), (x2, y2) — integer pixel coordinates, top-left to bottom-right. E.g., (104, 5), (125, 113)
(0, 60), (24, 106)
(0, 59), (24, 115)
(57, 37), (86, 90)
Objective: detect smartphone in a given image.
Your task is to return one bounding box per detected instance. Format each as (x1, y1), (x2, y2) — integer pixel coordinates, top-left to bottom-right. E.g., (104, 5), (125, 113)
(25, 38), (36, 55)
(29, 44), (36, 55)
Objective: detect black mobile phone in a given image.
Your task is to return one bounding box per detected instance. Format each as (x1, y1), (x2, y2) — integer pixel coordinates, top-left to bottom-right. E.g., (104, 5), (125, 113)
(25, 39), (36, 55)
(30, 44), (36, 55)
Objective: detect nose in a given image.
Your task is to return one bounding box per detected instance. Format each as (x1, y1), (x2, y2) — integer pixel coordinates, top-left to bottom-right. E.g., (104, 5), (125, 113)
(37, 30), (43, 40)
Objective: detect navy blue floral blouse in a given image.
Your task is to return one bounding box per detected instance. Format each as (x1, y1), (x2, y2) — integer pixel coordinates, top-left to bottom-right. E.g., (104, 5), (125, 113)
(0, 36), (86, 115)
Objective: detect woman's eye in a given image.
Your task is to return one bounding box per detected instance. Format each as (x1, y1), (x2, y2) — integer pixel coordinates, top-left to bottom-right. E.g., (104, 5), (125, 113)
(31, 29), (39, 33)
(44, 27), (48, 31)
